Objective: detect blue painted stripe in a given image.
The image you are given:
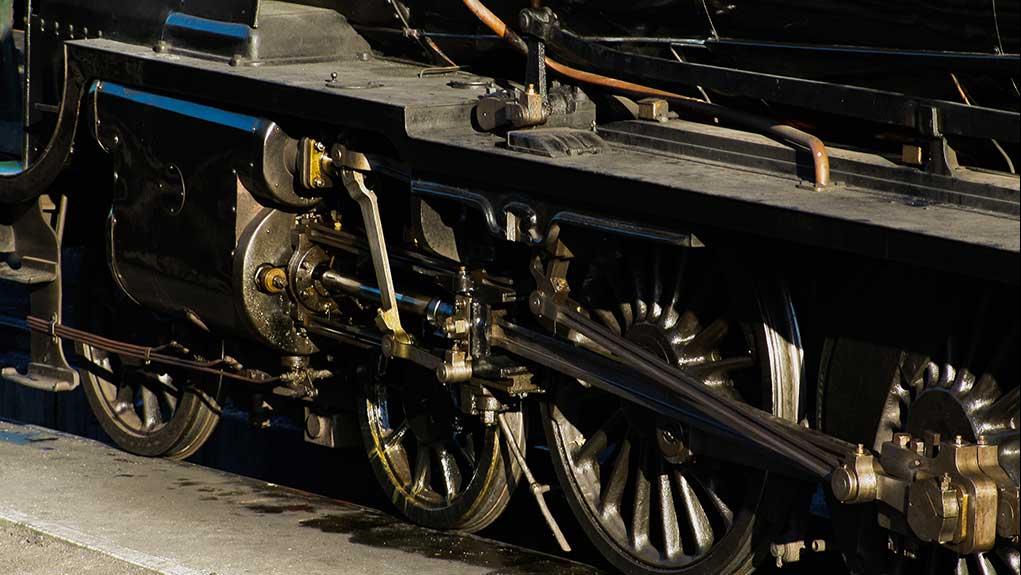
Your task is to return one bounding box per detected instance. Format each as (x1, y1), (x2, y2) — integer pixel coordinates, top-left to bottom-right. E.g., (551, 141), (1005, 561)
(0, 160), (23, 175)
(165, 12), (251, 41)
(97, 82), (262, 133)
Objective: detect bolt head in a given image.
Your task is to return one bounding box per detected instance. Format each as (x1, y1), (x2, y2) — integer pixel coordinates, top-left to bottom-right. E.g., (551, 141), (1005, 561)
(305, 414), (322, 438)
(528, 293), (543, 315)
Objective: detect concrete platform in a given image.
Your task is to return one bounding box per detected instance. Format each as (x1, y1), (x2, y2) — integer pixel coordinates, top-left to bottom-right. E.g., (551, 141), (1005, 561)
(1, 519), (156, 575)
(0, 419), (601, 575)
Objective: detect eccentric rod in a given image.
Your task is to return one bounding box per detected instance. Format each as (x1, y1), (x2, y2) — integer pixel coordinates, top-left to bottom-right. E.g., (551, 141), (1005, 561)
(492, 318), (839, 479)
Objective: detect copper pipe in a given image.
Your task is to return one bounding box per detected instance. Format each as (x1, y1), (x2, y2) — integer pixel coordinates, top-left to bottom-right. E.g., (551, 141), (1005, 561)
(459, 0), (830, 189)
(544, 58), (700, 103)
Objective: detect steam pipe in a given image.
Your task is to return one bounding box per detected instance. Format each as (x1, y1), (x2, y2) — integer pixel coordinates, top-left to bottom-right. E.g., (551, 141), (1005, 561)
(459, 0), (831, 189)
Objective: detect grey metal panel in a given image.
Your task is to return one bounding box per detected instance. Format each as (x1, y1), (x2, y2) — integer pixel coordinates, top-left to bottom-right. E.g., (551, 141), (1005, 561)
(39, 37), (1021, 285)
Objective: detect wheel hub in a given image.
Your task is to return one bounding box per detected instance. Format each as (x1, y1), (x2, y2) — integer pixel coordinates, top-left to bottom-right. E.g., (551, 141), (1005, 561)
(400, 380), (459, 445)
(626, 322), (682, 366)
(656, 425), (693, 465)
(907, 388), (978, 442)
(628, 322), (697, 465)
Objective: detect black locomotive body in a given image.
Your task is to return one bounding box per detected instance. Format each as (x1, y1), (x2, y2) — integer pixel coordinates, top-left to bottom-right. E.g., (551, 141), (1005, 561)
(1, 1), (1018, 574)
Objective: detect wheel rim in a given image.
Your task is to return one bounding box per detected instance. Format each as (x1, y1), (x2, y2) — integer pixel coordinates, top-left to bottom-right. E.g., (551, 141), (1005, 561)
(545, 244), (802, 572)
(361, 364), (524, 531)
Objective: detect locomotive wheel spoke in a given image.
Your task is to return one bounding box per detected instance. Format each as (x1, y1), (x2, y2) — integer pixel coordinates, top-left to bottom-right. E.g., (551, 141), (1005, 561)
(455, 434), (477, 468)
(412, 445), (432, 495)
(577, 428), (610, 465)
(594, 308), (623, 336)
(619, 301), (635, 331)
(600, 438), (632, 517)
(685, 318), (730, 359)
(140, 384), (162, 431)
(666, 250), (688, 325)
(688, 355), (755, 378)
(113, 384), (135, 415)
(658, 460), (683, 559)
(577, 409), (624, 464)
(435, 443), (463, 500)
(650, 248), (665, 323)
(675, 471), (715, 555)
(633, 278), (648, 322)
(384, 420), (411, 452)
(689, 471), (734, 530)
(630, 440), (653, 551)
(161, 386), (179, 414)
(675, 310), (701, 343)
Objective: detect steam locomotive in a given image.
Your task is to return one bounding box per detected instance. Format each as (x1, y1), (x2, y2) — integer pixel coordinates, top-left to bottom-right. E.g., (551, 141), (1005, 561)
(2, 1), (1018, 573)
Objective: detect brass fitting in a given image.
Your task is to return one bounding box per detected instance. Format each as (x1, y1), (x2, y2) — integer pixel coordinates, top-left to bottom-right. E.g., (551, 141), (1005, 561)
(831, 445), (878, 504)
(637, 98), (669, 122)
(436, 349), (472, 383)
(907, 474), (961, 544)
(298, 138), (334, 189)
(833, 435), (1009, 555)
(256, 266), (288, 294)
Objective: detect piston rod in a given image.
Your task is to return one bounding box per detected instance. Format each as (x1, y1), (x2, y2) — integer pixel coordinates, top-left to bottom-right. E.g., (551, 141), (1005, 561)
(317, 268), (453, 323)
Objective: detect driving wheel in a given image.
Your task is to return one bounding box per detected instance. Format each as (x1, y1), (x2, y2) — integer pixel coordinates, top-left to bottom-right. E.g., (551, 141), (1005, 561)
(78, 343), (221, 459)
(821, 319), (1019, 575)
(542, 243), (803, 574)
(359, 362), (525, 532)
